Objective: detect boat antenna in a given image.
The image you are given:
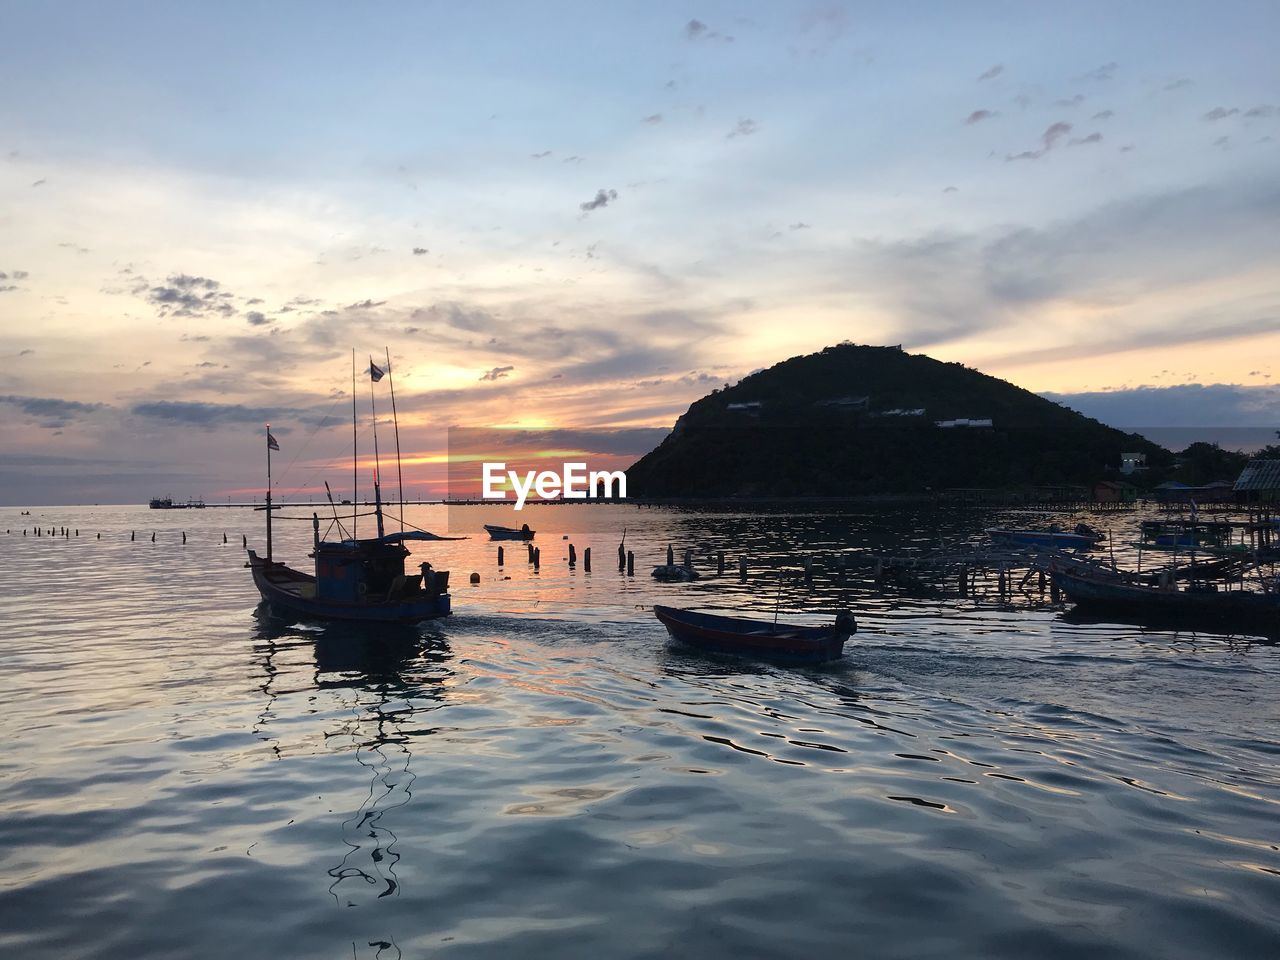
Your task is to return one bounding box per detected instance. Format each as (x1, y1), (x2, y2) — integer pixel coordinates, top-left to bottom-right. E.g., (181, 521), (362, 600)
(773, 568), (785, 628)
(369, 355), (386, 539)
(323, 480), (348, 539)
(265, 422), (274, 562)
(385, 346), (405, 532)
(351, 348), (358, 541)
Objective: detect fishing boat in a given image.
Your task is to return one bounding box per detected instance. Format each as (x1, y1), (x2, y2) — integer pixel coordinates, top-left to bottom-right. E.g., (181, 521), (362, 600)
(247, 349), (453, 624)
(653, 605), (856, 663)
(1047, 556), (1279, 635)
(484, 523), (535, 541)
(987, 524), (1102, 550)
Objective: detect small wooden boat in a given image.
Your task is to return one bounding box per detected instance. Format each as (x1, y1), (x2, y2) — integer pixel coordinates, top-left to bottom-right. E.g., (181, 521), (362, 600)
(653, 605), (856, 663)
(249, 532), (451, 624)
(652, 564), (699, 582)
(247, 349), (453, 625)
(987, 526), (1100, 550)
(1048, 558), (1279, 635)
(485, 523), (535, 541)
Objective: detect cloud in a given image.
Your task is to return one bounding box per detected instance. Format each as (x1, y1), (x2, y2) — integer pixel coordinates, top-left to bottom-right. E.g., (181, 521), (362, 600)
(31, 178), (45, 187)
(245, 311), (271, 326)
(1006, 121), (1073, 160)
(530, 150), (551, 159)
(1203, 107), (1239, 121)
(0, 270), (29, 280)
(977, 64), (1003, 81)
(1042, 383), (1280, 428)
(642, 113), (663, 124)
(129, 399), (329, 429)
(727, 118), (758, 139)
(789, 222), (811, 230)
(1091, 110), (1114, 120)
(1245, 105), (1276, 118)
(412, 247), (429, 255)
(17, 348), (35, 356)
(964, 109), (999, 125)
(479, 365), (514, 382)
(579, 188), (618, 212)
(144, 273), (237, 318)
(0, 394), (106, 428)
(414, 301), (501, 333)
(685, 19), (707, 39)
(1054, 94), (1085, 107)
(846, 176), (1280, 348)
(1069, 132), (1103, 146)
(345, 298), (386, 310)
(1076, 62), (1118, 82)
(1164, 78), (1192, 91)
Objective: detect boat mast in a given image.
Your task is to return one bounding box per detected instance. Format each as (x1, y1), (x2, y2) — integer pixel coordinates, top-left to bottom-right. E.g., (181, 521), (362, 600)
(385, 347), (405, 531)
(369, 355), (385, 539)
(351, 348), (357, 541)
(265, 422), (273, 562)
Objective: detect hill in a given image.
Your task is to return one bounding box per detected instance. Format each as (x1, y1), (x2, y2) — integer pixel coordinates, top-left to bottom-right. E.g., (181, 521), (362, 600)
(626, 343), (1170, 498)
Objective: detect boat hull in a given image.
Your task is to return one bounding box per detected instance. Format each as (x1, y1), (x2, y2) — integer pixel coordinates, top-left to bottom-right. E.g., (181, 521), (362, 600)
(1051, 567), (1279, 635)
(654, 605), (852, 663)
(249, 554), (451, 624)
(485, 525), (535, 541)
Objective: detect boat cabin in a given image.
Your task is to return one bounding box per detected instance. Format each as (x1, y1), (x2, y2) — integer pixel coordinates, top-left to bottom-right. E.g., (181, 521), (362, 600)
(311, 535), (447, 603)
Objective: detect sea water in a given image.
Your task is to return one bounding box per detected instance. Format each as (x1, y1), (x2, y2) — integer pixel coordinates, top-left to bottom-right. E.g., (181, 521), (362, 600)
(1, 504), (1277, 959)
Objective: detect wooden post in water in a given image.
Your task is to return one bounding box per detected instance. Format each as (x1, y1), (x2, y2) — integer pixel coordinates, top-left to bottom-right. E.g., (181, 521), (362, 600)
(683, 548), (692, 569)
(626, 550), (634, 576)
(717, 552), (725, 575)
(666, 545), (674, 566)
(738, 557), (747, 579)
(223, 532), (228, 544)
(242, 534), (247, 549)
(569, 544), (577, 567)
(533, 547), (541, 571)
(583, 547), (591, 572)
(498, 545), (505, 567)
(527, 542), (535, 563)
(151, 532), (156, 543)
(182, 532), (186, 544)
(959, 565), (969, 597)
(618, 542), (625, 571)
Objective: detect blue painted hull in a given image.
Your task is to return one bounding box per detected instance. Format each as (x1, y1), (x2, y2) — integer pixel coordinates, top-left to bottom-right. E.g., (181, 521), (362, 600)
(249, 554), (451, 624)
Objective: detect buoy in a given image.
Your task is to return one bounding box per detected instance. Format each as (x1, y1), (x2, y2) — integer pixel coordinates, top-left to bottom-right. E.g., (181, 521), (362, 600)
(469, 572), (480, 585)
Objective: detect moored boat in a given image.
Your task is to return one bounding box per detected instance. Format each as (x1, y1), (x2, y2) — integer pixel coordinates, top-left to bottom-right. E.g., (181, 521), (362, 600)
(1047, 557), (1279, 635)
(247, 349), (452, 625)
(653, 605), (856, 663)
(987, 525), (1101, 550)
(485, 523), (535, 540)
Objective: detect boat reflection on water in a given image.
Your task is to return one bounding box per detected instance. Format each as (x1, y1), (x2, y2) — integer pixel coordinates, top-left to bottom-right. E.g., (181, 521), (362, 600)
(249, 604), (455, 936)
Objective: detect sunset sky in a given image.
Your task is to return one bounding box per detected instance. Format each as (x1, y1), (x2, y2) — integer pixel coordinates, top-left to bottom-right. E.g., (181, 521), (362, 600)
(2, 1), (1278, 504)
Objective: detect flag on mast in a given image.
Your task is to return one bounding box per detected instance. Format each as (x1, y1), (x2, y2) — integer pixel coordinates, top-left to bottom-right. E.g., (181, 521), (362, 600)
(267, 432), (280, 451)
(370, 360), (385, 382)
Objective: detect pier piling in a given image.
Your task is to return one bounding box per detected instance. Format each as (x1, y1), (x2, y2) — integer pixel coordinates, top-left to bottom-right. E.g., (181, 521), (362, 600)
(583, 547), (591, 572)
(533, 547), (541, 571)
(626, 551), (634, 576)
(666, 545), (674, 566)
(717, 552), (725, 575)
(738, 557), (747, 579)
(569, 544), (577, 567)
(498, 545), (504, 567)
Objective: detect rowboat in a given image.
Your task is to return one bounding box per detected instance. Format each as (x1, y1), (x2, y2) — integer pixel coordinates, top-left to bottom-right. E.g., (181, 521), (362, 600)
(653, 605), (856, 663)
(1047, 557), (1279, 635)
(987, 526), (1100, 550)
(485, 524), (535, 541)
